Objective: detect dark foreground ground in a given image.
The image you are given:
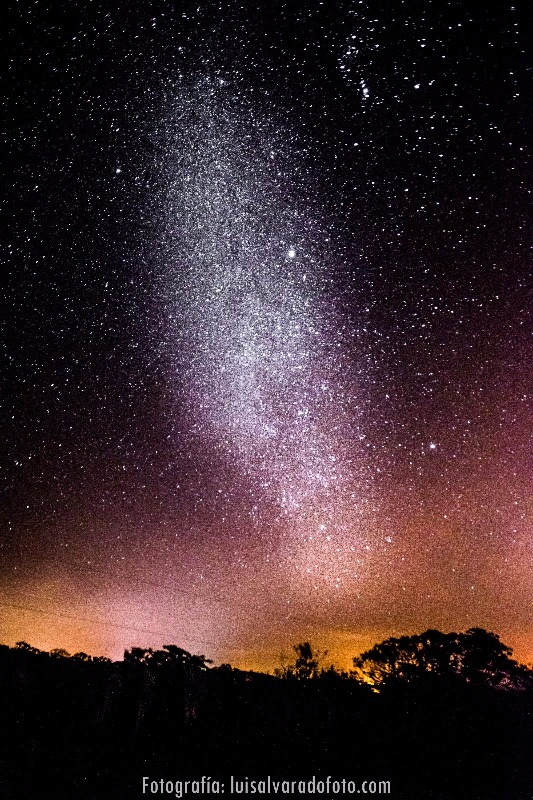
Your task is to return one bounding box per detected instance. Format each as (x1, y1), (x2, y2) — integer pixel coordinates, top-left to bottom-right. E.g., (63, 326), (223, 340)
(0, 643), (532, 800)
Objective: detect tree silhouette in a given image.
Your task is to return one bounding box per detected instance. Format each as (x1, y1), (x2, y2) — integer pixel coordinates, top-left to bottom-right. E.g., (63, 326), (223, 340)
(162, 644), (213, 670)
(456, 628), (533, 689)
(50, 648), (71, 659)
(353, 628), (532, 689)
(15, 641), (44, 655)
(123, 645), (212, 671)
(1, 632), (532, 800)
(275, 642), (327, 679)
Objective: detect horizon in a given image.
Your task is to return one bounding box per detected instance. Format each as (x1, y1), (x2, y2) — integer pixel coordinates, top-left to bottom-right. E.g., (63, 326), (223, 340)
(2, 623), (531, 675)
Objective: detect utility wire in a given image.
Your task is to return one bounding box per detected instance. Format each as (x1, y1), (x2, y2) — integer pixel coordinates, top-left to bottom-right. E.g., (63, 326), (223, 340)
(0, 600), (217, 649)
(11, 551), (288, 616)
(58, 553), (247, 605)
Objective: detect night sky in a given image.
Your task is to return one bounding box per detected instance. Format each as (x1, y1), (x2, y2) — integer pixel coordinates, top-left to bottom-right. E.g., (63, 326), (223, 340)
(1, 0), (531, 671)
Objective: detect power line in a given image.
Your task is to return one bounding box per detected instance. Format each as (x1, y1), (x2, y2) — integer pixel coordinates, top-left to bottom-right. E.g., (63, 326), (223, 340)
(2, 555), (314, 652)
(0, 583), (223, 629)
(0, 600), (217, 649)
(0, 582), (223, 647)
(12, 551), (273, 615)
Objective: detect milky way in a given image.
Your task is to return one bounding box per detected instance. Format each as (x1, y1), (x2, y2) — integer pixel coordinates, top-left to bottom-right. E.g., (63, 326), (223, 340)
(146, 76), (377, 592)
(156, 81), (349, 493)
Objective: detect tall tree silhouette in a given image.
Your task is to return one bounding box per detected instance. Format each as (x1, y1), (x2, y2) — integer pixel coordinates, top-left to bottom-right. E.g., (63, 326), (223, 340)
(353, 628), (532, 689)
(276, 642), (327, 679)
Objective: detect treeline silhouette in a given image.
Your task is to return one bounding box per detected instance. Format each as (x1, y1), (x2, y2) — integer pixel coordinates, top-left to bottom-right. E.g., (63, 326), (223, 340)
(0, 629), (531, 799)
